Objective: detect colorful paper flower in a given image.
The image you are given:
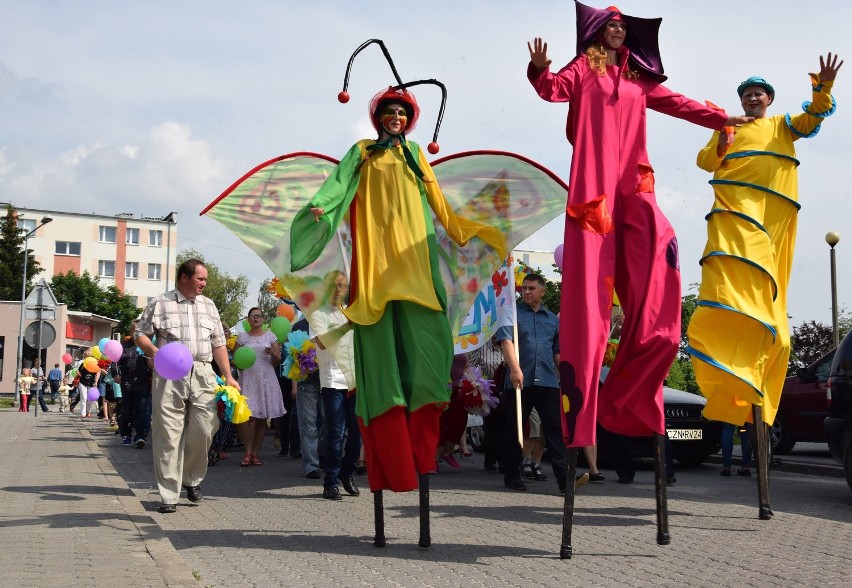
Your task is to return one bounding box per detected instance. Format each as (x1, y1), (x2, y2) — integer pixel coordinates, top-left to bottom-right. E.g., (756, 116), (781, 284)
(455, 366), (499, 416)
(214, 378), (252, 424)
(281, 330), (318, 382)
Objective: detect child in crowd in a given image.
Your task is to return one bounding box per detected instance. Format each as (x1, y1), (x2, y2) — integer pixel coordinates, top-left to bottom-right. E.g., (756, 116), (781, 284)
(57, 373), (72, 413)
(18, 368), (36, 412)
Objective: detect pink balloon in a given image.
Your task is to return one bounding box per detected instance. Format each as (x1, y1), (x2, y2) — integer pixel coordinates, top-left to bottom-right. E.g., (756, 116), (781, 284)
(554, 244), (564, 269)
(104, 339), (123, 363)
(61, 353), (72, 364)
(87, 387), (100, 402)
(154, 342), (193, 380)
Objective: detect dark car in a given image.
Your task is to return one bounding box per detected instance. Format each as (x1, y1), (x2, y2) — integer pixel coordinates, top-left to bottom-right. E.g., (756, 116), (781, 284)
(468, 387), (721, 466)
(825, 331), (852, 491)
(770, 349), (834, 454)
(596, 387), (722, 466)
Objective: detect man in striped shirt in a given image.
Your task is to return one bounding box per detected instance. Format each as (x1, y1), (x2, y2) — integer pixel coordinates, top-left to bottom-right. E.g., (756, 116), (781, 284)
(135, 258), (239, 514)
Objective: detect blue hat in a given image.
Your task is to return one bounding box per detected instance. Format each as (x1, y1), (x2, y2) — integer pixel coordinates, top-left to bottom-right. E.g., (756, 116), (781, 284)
(737, 76), (775, 100)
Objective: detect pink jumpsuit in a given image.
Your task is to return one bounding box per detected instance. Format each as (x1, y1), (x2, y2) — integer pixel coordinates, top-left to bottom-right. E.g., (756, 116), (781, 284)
(528, 53), (728, 446)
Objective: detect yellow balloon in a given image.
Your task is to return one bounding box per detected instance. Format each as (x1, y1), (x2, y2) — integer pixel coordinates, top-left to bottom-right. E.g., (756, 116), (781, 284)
(82, 357), (99, 372)
(90, 346), (103, 360)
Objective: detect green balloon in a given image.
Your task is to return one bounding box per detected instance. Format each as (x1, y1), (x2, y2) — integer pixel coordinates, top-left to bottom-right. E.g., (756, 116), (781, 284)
(242, 319), (250, 332)
(270, 317), (292, 342)
(233, 347), (257, 370)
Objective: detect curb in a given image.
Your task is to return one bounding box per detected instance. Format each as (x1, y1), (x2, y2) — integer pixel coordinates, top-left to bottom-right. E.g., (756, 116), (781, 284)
(704, 454), (845, 478)
(80, 425), (200, 587)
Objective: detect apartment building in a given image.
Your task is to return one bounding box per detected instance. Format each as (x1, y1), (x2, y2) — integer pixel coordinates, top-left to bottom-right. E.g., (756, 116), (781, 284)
(8, 204), (178, 307)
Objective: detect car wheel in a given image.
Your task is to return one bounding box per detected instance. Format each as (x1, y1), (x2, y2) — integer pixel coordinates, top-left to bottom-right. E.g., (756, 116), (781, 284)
(769, 415), (795, 455)
(844, 435), (852, 493)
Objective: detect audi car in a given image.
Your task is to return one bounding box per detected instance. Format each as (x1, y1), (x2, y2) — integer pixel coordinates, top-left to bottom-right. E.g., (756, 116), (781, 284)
(597, 387), (723, 466)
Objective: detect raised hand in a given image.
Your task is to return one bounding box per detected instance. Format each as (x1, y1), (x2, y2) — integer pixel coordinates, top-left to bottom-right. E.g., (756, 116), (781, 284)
(813, 52), (843, 82)
(527, 37), (552, 71)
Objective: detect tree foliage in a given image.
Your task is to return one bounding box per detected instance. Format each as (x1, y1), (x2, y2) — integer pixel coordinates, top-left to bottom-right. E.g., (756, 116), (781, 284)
(257, 278), (281, 320)
(50, 270), (140, 335)
(0, 203), (42, 301)
(176, 249), (249, 328)
(788, 320), (834, 373)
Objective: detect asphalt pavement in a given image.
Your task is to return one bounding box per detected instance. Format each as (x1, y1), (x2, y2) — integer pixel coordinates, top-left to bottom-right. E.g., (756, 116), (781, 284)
(1, 409), (850, 587)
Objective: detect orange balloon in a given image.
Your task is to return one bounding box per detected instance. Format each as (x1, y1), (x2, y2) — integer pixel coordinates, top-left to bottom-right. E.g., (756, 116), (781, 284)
(82, 357), (99, 372)
(276, 303), (296, 321)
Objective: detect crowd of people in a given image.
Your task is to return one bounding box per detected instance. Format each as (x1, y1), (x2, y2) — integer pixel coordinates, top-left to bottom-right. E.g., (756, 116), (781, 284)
(14, 3), (835, 525)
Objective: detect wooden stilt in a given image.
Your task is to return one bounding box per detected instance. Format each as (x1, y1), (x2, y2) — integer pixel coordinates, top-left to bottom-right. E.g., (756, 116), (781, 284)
(751, 405), (774, 520)
(653, 433), (671, 545)
(559, 447), (579, 559)
(418, 473), (431, 548)
(373, 490), (386, 547)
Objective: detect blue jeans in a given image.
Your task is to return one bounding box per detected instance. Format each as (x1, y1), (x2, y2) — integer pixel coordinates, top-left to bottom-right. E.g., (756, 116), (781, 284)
(297, 381), (324, 474)
(721, 423), (752, 469)
(321, 387), (360, 489)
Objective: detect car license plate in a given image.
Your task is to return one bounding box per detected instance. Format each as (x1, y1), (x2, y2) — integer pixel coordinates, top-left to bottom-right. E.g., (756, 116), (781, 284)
(667, 429), (702, 440)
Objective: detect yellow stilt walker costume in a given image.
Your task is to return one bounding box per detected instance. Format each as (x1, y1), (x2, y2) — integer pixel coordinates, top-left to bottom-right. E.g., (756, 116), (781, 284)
(687, 58), (841, 427)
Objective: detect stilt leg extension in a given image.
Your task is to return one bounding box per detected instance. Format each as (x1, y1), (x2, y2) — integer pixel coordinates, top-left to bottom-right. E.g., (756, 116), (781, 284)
(654, 433), (671, 545)
(559, 447), (579, 559)
(418, 473), (431, 548)
(373, 490), (386, 547)
(751, 405), (774, 520)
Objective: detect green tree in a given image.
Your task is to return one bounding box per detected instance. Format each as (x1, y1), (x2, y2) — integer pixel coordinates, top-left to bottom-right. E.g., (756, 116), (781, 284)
(542, 264), (561, 315)
(0, 203), (42, 300)
(257, 278), (281, 319)
(50, 270), (140, 335)
(176, 249), (250, 328)
(788, 320), (834, 373)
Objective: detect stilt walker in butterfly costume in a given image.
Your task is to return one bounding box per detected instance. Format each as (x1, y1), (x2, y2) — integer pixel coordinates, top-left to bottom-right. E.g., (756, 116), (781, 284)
(526, 2), (751, 556)
(201, 39), (570, 548)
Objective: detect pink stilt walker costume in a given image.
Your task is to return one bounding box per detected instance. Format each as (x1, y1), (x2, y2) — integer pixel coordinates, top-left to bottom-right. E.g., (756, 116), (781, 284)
(527, 2), (734, 445)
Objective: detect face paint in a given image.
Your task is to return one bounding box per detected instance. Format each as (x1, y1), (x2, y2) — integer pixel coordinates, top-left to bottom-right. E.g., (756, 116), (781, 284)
(380, 105), (408, 135)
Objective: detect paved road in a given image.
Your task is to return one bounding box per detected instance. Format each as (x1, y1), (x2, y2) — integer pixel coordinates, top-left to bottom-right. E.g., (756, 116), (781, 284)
(2, 410), (851, 587)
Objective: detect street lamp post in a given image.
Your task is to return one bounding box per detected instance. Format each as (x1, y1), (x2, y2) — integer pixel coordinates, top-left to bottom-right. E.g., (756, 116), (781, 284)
(826, 231), (841, 348)
(14, 215), (53, 407)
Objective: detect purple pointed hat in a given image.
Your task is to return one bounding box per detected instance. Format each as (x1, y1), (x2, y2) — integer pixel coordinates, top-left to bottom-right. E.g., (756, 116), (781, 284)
(574, 1), (667, 82)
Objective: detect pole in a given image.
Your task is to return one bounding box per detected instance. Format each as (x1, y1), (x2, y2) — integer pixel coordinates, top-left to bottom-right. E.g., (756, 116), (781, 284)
(14, 231), (30, 408)
(826, 232), (841, 348)
(830, 245), (839, 348)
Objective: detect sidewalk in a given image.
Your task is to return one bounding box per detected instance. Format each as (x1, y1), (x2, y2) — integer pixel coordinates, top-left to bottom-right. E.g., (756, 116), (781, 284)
(2, 409), (851, 587)
(0, 411), (197, 587)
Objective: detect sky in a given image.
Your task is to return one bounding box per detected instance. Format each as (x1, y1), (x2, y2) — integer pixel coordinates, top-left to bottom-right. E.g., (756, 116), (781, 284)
(1, 0), (849, 329)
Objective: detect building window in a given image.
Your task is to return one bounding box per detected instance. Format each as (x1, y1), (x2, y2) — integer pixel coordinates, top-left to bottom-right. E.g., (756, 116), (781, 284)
(149, 230), (163, 247)
(99, 226), (116, 243)
(55, 241), (82, 256)
(128, 296), (138, 307)
(125, 262), (139, 279)
(17, 219), (36, 234)
(148, 263), (161, 280)
(147, 296), (155, 305)
(99, 260), (115, 278)
(126, 228), (140, 245)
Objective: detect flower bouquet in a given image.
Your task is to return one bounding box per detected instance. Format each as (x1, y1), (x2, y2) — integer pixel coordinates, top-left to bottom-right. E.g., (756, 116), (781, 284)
(456, 366), (499, 416)
(281, 330), (318, 382)
(214, 376), (252, 424)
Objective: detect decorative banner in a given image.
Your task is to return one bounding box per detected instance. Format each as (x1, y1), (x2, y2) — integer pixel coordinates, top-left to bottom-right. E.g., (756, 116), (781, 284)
(454, 262), (516, 354)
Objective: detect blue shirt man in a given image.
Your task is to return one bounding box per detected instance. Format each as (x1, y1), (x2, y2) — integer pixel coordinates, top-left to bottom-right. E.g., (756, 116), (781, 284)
(496, 273), (570, 493)
(47, 363), (64, 401)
